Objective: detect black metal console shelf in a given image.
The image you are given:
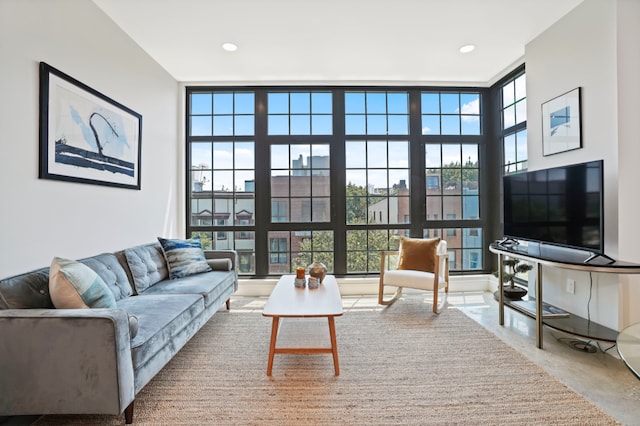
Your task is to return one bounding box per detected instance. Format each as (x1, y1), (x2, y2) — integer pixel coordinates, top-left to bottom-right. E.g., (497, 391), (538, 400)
(489, 242), (640, 349)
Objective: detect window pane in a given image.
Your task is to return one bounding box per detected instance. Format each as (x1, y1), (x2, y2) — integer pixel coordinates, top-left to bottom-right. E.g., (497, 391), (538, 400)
(367, 115), (386, 134)
(366, 92), (386, 113)
(388, 141), (409, 168)
(504, 134), (516, 165)
(191, 142), (212, 169)
(234, 93), (254, 114)
(460, 93), (479, 114)
(268, 115), (289, 135)
(268, 93), (288, 113)
(515, 74), (526, 102)
(502, 81), (515, 106)
(441, 93), (459, 114)
(290, 115), (310, 135)
(421, 93), (440, 113)
(271, 145), (289, 169)
(345, 92), (365, 113)
(290, 93), (310, 113)
(441, 115), (460, 135)
(191, 93), (212, 114)
(515, 98), (527, 125)
(235, 142), (254, 169)
(422, 115), (440, 134)
(312, 92), (332, 113)
(462, 145), (478, 167)
(387, 92), (408, 113)
(425, 145), (442, 168)
(345, 141), (367, 168)
(213, 93), (233, 114)
(367, 141), (387, 167)
(503, 105), (515, 129)
(234, 115), (254, 136)
(213, 115), (233, 136)
(213, 142), (233, 169)
(191, 116), (212, 136)
(388, 115), (409, 135)
(345, 115), (366, 134)
(516, 129), (528, 161)
(461, 116), (480, 135)
(312, 115), (332, 135)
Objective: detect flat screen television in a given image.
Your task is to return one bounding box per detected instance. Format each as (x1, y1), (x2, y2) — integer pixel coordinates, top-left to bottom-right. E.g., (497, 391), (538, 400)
(502, 160), (604, 256)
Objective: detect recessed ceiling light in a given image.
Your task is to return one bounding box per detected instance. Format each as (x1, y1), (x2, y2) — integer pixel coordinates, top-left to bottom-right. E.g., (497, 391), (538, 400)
(222, 42), (238, 52)
(459, 44), (476, 54)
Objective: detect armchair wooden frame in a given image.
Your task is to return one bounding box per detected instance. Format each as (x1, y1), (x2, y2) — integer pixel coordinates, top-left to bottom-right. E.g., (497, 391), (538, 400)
(378, 245), (450, 313)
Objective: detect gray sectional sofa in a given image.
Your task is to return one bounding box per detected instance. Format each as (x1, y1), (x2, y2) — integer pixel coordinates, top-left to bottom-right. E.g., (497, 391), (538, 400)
(0, 241), (238, 424)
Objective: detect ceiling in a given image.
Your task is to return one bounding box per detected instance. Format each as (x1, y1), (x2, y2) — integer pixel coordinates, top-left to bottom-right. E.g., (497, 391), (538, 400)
(92, 0), (583, 86)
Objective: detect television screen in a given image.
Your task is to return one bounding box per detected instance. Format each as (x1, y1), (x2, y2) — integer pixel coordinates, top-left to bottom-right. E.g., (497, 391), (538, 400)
(503, 160), (603, 253)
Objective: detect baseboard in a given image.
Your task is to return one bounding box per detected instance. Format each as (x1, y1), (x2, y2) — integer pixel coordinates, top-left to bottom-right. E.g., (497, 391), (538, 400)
(235, 274), (495, 298)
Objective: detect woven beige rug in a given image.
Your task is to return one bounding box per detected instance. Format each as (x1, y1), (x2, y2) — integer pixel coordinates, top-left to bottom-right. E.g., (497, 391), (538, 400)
(34, 298), (619, 425)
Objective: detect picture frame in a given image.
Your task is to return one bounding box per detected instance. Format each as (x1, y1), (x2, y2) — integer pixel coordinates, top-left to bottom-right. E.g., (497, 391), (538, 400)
(39, 62), (142, 189)
(542, 87), (581, 156)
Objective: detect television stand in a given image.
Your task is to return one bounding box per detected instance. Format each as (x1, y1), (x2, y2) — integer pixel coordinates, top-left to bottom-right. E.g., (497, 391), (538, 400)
(489, 242), (640, 349)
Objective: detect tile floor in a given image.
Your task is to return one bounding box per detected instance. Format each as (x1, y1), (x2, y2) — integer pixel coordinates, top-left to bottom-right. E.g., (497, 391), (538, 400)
(3, 291), (640, 425)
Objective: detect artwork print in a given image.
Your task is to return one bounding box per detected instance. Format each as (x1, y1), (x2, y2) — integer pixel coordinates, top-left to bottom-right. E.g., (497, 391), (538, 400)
(542, 87), (581, 156)
(39, 62), (142, 189)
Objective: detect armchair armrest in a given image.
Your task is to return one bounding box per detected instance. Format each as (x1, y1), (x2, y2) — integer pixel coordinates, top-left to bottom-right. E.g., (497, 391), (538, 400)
(0, 308), (135, 417)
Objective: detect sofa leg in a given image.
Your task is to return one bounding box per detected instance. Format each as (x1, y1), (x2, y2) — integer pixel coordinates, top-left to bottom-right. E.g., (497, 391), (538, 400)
(125, 400), (134, 424)
(226, 298), (230, 310)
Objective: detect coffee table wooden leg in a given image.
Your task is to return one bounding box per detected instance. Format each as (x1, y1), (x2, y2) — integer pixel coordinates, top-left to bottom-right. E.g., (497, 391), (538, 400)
(267, 316), (280, 376)
(328, 316), (339, 376)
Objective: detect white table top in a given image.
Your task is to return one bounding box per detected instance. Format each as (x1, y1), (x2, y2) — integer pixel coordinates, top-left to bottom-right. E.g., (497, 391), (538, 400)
(262, 274), (343, 317)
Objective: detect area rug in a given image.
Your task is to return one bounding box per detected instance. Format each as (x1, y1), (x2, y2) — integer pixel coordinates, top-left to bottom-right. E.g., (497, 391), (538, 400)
(34, 298), (619, 425)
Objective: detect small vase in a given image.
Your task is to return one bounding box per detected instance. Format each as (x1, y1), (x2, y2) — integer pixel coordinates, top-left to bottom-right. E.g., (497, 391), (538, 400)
(308, 261), (327, 283)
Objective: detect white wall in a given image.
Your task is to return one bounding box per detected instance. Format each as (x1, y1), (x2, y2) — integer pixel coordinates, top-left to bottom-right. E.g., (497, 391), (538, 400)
(0, 0), (180, 276)
(615, 0), (640, 328)
(525, 0), (639, 329)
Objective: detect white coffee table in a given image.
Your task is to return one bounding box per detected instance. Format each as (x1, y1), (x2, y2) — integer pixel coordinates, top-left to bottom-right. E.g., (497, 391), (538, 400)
(262, 274), (343, 376)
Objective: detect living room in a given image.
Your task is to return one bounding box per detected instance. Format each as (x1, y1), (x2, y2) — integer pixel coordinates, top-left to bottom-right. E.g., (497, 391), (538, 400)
(1, 0), (640, 424)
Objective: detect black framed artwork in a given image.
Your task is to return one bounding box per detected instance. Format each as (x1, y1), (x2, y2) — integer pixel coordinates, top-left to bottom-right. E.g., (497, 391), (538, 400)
(542, 87), (581, 156)
(39, 62), (142, 189)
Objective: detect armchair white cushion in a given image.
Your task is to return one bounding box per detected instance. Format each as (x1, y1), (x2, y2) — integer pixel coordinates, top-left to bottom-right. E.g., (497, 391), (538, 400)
(378, 237), (449, 313)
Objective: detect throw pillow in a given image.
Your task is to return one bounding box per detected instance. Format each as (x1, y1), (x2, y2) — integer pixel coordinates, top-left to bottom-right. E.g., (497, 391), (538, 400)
(49, 257), (117, 309)
(397, 237), (440, 273)
(158, 236), (212, 279)
(208, 258), (233, 271)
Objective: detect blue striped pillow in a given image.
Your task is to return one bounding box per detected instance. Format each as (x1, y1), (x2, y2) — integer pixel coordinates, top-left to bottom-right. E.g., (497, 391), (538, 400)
(158, 236), (212, 279)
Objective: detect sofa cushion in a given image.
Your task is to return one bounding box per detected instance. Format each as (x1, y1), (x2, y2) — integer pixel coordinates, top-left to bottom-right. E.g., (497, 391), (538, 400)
(123, 243), (169, 293)
(0, 267), (53, 309)
(79, 253), (134, 301)
(158, 236), (211, 279)
(116, 294), (204, 369)
(139, 270), (236, 308)
(49, 257), (117, 309)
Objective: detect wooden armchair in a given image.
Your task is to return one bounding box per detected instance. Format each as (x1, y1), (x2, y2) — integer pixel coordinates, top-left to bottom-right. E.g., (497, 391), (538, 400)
(378, 237), (449, 313)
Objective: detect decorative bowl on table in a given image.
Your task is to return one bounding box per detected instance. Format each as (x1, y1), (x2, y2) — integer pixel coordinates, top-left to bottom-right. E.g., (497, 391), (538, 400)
(308, 261), (327, 283)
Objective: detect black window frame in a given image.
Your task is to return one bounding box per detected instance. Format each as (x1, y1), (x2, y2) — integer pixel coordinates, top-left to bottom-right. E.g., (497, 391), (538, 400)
(186, 85), (500, 278)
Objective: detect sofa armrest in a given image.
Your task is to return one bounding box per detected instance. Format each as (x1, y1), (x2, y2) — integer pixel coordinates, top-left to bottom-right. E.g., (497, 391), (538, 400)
(0, 308), (135, 417)
(204, 250), (238, 277)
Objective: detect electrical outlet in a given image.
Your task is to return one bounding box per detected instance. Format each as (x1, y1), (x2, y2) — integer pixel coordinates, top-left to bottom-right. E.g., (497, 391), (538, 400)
(566, 279), (575, 294)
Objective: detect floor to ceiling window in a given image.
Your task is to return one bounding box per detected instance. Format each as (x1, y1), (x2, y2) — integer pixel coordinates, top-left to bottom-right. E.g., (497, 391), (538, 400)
(500, 68), (527, 174)
(186, 87), (491, 278)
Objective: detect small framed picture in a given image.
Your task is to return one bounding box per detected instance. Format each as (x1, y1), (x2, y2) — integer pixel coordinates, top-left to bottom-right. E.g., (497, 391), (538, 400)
(542, 87), (581, 156)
